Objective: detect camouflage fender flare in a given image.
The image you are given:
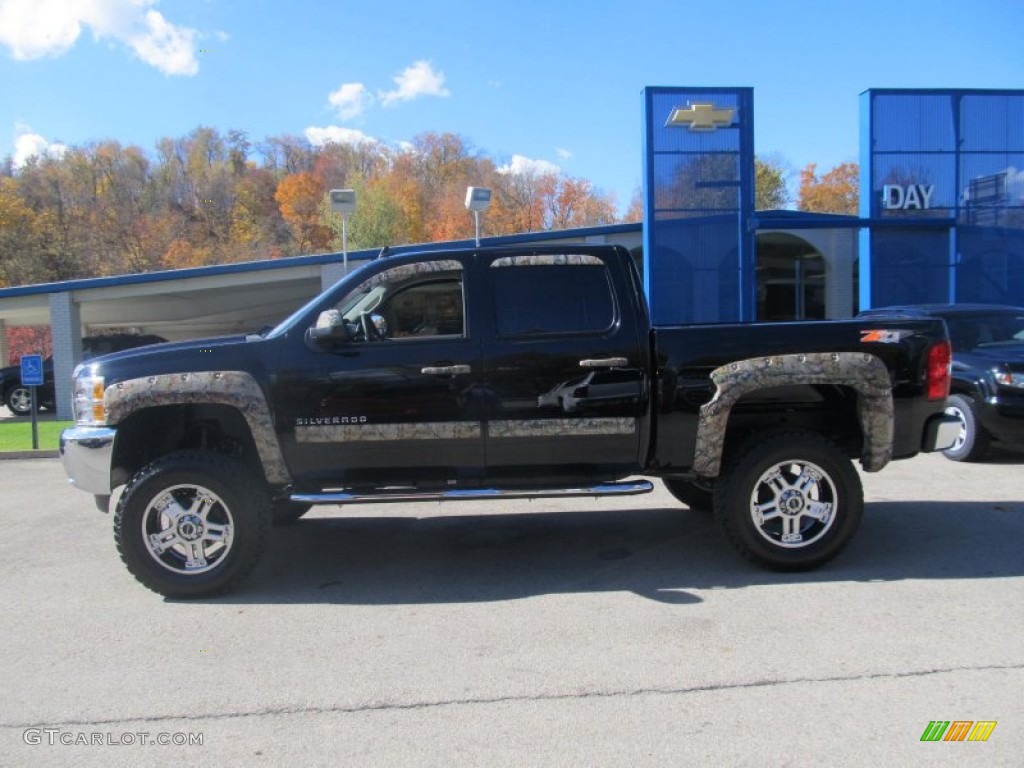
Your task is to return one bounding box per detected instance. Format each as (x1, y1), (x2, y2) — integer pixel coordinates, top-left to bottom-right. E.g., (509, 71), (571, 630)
(104, 371), (290, 484)
(693, 352), (894, 478)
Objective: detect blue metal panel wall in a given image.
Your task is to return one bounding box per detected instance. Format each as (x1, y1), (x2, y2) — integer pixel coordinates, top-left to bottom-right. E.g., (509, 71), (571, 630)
(861, 89), (1024, 308)
(642, 87), (755, 324)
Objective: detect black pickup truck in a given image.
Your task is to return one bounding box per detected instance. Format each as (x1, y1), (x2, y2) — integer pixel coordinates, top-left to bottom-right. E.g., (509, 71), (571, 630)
(60, 245), (958, 597)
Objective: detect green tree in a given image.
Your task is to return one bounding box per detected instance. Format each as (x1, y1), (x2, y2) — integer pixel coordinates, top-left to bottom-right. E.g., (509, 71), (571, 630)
(755, 156), (790, 210)
(343, 178), (404, 250)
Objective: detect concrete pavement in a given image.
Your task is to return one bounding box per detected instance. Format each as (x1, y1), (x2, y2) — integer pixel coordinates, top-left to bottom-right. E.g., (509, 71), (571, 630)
(0, 451), (1021, 766)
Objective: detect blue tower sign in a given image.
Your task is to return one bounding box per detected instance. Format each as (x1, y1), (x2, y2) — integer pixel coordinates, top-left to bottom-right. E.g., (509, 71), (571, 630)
(642, 87), (756, 325)
(859, 89), (1024, 309)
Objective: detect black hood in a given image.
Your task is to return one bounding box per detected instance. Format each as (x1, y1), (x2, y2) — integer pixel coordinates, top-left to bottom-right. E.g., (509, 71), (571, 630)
(957, 342), (1024, 369)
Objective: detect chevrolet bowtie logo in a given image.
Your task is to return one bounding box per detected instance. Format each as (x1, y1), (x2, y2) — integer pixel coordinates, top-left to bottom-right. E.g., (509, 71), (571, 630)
(666, 103), (736, 131)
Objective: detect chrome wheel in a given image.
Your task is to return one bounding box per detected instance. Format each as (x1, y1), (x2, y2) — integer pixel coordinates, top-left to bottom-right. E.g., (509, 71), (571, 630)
(749, 459), (837, 549)
(142, 484), (234, 574)
(715, 431), (862, 571)
(115, 451), (269, 597)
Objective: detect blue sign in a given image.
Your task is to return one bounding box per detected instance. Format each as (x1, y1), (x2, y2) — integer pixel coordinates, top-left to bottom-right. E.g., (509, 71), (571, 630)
(642, 87), (756, 325)
(859, 89), (1024, 309)
(20, 354), (44, 386)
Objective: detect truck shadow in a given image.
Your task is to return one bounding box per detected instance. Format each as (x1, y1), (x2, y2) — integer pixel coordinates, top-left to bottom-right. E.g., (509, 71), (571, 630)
(208, 498), (1024, 605)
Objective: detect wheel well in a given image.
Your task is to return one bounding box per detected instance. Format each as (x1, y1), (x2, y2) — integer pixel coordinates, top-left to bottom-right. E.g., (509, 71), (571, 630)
(111, 404), (264, 488)
(722, 384), (864, 464)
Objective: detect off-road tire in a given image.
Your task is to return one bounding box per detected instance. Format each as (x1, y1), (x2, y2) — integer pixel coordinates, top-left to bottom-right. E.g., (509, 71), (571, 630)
(714, 430), (863, 571)
(114, 451), (271, 598)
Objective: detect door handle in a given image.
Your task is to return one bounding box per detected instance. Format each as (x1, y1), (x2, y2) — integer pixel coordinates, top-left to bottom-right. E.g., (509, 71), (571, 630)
(579, 357), (628, 368)
(421, 364), (471, 375)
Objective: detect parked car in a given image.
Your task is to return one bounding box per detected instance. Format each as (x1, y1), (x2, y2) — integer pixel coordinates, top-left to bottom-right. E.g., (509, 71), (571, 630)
(1, 334), (167, 415)
(859, 304), (1024, 461)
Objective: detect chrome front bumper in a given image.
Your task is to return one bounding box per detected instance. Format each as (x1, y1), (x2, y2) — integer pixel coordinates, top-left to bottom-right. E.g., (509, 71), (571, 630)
(60, 426), (116, 495)
(923, 413), (960, 453)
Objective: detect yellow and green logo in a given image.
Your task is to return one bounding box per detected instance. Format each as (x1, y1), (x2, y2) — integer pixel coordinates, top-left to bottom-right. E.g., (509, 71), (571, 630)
(920, 721), (997, 742)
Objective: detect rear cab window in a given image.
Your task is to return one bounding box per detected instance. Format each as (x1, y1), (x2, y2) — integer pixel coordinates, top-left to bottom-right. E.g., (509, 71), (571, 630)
(488, 254), (617, 337)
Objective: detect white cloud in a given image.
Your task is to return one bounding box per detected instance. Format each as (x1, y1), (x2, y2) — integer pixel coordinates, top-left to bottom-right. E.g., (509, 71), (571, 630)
(497, 154), (561, 177)
(379, 60), (449, 107)
(12, 127), (68, 168)
(304, 125), (379, 147)
(556, 148), (573, 160)
(0, 0), (81, 59)
(127, 10), (198, 76)
(0, 0), (201, 76)
(328, 82), (371, 121)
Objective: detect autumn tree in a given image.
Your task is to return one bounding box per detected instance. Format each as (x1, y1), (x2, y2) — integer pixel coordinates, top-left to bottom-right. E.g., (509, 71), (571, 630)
(5, 326), (52, 362)
(0, 124), (650, 284)
(274, 171), (333, 253)
(490, 169), (550, 234)
(0, 176), (37, 285)
(230, 167), (288, 259)
(623, 188), (644, 223)
(541, 176), (617, 230)
(798, 162), (859, 215)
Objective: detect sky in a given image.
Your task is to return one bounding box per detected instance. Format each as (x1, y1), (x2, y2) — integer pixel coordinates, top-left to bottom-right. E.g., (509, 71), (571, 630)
(1, 0), (1023, 215)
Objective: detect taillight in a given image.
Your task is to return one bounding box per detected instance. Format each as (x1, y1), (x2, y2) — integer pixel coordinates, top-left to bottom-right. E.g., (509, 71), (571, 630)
(925, 340), (951, 401)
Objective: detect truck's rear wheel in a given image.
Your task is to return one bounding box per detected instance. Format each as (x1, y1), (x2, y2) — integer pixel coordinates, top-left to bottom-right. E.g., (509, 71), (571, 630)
(714, 431), (862, 571)
(114, 451), (270, 598)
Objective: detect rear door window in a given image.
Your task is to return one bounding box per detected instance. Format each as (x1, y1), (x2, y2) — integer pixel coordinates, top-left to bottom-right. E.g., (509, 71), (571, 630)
(490, 254), (616, 336)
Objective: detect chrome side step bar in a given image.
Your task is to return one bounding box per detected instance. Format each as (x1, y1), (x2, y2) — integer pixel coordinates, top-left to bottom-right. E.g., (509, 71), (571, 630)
(291, 480), (654, 505)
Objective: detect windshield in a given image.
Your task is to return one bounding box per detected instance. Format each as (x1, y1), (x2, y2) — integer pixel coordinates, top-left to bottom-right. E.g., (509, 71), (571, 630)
(263, 259), (380, 339)
(944, 312), (1024, 350)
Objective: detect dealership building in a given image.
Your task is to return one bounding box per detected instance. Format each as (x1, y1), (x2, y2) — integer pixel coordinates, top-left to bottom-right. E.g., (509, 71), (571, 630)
(0, 87), (1021, 419)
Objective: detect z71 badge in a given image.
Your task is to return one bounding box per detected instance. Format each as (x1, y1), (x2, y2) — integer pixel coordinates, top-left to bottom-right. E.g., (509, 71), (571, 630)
(860, 329), (914, 344)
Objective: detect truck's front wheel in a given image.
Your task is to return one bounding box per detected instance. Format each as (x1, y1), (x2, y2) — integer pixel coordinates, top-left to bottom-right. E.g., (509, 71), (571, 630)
(114, 451), (270, 598)
(714, 431), (863, 571)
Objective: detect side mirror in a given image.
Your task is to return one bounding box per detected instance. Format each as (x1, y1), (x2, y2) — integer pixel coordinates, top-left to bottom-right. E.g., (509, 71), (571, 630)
(306, 309), (351, 348)
(368, 312), (388, 339)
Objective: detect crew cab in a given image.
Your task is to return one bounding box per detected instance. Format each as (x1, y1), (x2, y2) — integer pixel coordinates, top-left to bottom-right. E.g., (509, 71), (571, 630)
(860, 303), (1024, 461)
(60, 245), (958, 597)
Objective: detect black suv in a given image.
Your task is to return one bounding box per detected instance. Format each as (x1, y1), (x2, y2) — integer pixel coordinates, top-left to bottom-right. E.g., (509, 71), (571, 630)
(859, 304), (1024, 461)
(1, 334), (167, 416)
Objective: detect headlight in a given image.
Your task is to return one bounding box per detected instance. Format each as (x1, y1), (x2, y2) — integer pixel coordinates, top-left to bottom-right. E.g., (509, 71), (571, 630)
(994, 372), (1024, 388)
(73, 366), (106, 425)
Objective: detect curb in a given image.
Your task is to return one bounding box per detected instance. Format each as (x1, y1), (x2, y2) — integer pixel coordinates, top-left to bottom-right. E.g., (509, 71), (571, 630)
(0, 450), (60, 459)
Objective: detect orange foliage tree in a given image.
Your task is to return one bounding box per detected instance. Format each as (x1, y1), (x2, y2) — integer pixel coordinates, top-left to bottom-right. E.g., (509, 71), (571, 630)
(274, 171), (334, 253)
(798, 162), (859, 215)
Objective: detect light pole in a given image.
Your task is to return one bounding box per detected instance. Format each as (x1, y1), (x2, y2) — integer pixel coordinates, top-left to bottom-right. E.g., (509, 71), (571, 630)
(328, 189), (357, 272)
(465, 186), (492, 247)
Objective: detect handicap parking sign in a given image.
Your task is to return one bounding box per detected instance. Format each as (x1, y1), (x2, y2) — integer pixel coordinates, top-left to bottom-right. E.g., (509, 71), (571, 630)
(20, 354), (44, 386)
